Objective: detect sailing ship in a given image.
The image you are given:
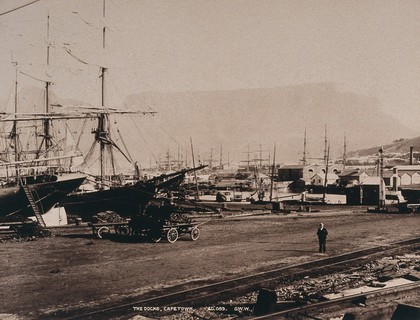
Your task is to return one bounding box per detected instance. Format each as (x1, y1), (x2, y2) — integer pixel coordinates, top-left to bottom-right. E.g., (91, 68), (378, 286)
(54, 3), (210, 221)
(0, 170), (86, 224)
(0, 92), (86, 225)
(61, 164), (207, 220)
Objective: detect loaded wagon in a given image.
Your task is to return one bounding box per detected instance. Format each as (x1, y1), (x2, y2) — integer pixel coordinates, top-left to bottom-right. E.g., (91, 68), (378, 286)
(88, 220), (201, 243)
(88, 205), (204, 243)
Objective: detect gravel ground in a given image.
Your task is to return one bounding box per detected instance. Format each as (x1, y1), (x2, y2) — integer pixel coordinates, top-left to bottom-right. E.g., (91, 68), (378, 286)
(0, 208), (419, 319)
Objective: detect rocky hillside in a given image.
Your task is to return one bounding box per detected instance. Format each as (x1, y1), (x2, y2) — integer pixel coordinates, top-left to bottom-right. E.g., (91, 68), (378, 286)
(347, 136), (420, 165)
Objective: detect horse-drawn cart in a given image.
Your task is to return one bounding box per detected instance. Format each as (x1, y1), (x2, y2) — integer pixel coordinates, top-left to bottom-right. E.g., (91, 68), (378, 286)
(88, 218), (203, 243)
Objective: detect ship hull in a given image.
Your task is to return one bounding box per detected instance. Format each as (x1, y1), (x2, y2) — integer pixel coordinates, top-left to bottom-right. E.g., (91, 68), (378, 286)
(61, 183), (157, 220)
(0, 173), (86, 222)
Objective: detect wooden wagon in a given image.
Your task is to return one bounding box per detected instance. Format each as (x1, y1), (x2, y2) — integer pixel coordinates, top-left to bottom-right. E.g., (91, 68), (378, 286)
(88, 219), (202, 243)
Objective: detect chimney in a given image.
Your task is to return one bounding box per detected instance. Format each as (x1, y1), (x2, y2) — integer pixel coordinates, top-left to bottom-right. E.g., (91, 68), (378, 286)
(393, 167), (398, 191)
(410, 146), (414, 165)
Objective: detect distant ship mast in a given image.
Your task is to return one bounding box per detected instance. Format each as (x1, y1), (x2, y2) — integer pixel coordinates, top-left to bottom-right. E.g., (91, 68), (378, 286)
(302, 127), (307, 165)
(323, 124), (328, 165)
(37, 14), (52, 159)
(343, 132), (347, 167)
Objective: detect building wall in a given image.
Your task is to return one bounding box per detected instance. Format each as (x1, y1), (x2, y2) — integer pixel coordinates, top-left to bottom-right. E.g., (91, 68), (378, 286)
(279, 164), (343, 184)
(412, 172), (420, 184)
(278, 168), (304, 181)
(401, 173), (412, 186)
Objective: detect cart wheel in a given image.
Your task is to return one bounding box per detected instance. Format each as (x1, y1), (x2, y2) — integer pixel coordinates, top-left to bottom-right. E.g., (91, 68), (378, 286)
(166, 228), (178, 243)
(97, 226), (110, 239)
(190, 227), (200, 241)
(115, 225), (130, 236)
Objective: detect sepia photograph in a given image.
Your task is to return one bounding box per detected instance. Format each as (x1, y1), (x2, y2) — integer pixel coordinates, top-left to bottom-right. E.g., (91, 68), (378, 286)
(0, 1), (419, 319)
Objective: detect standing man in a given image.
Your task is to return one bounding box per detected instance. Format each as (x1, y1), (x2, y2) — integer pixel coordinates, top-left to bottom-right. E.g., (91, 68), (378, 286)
(317, 223), (328, 253)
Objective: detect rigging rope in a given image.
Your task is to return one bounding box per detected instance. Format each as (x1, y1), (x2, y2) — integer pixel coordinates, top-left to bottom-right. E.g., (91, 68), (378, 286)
(115, 125), (133, 163)
(128, 116), (158, 164)
(0, 0), (41, 17)
(19, 70), (52, 83)
(149, 115), (188, 151)
(64, 47), (102, 68)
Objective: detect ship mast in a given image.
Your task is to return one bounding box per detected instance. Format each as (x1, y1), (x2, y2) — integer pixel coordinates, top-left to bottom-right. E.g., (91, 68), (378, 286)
(98, 0), (107, 188)
(190, 137), (200, 200)
(36, 14), (53, 160)
(246, 143), (250, 171)
(269, 143), (276, 201)
(322, 142), (330, 203)
(219, 144), (223, 169)
(44, 14), (51, 155)
(302, 127), (307, 165)
(12, 61), (20, 178)
(343, 132), (347, 167)
(323, 124), (328, 165)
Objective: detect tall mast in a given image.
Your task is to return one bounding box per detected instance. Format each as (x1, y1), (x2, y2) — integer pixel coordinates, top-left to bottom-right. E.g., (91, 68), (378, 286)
(43, 14), (52, 158)
(12, 61), (20, 174)
(227, 150), (230, 170)
(177, 147), (180, 170)
(269, 143), (276, 202)
(166, 149), (171, 170)
(190, 137), (200, 200)
(322, 142), (330, 203)
(209, 147), (213, 169)
(302, 127), (307, 165)
(99, 0), (107, 186)
(46, 13), (50, 66)
(343, 132), (347, 167)
(219, 144), (222, 169)
(247, 143), (250, 171)
(102, 0), (106, 49)
(323, 124), (328, 165)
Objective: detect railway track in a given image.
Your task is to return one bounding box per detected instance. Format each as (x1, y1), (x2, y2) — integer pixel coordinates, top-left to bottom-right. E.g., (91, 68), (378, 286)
(253, 282), (420, 319)
(55, 237), (420, 320)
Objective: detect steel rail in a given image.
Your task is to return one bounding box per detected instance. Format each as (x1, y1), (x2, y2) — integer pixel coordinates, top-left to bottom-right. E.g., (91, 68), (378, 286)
(55, 236), (420, 320)
(252, 282), (420, 319)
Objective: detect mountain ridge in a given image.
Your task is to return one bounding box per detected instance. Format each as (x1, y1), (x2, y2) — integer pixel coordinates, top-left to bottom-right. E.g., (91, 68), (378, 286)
(0, 83), (417, 164)
(124, 83), (418, 162)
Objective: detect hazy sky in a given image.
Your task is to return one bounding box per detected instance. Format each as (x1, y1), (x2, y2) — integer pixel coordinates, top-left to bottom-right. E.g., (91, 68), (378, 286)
(1, 1), (420, 128)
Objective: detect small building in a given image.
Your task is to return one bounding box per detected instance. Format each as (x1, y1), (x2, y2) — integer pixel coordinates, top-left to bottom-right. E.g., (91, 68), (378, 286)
(337, 169), (370, 187)
(346, 176), (385, 205)
(389, 165), (420, 188)
(278, 164), (343, 184)
(277, 165), (306, 182)
(310, 172), (339, 186)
